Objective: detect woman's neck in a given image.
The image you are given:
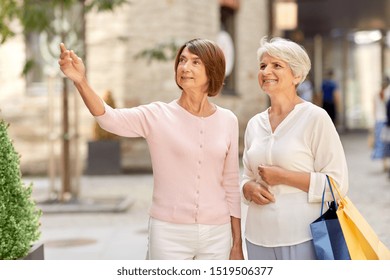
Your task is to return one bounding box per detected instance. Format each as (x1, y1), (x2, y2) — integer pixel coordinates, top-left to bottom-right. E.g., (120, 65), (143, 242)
(267, 94), (303, 132)
(178, 91), (216, 117)
(269, 94), (302, 116)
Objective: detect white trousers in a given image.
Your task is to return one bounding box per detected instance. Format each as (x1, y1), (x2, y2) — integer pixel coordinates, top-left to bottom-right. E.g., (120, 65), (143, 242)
(147, 218), (232, 260)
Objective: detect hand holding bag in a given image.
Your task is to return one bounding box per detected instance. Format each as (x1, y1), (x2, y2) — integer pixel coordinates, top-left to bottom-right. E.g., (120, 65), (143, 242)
(328, 176), (390, 260)
(310, 176), (350, 260)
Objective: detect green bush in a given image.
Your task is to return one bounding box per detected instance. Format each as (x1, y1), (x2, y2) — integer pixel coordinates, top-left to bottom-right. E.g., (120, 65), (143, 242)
(0, 119), (42, 260)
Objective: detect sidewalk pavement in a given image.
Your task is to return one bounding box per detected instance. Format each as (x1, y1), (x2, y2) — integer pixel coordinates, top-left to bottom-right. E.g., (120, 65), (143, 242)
(28, 131), (390, 260)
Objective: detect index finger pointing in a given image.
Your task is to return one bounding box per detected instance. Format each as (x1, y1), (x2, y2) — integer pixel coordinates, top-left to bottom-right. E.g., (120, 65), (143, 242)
(60, 43), (67, 53)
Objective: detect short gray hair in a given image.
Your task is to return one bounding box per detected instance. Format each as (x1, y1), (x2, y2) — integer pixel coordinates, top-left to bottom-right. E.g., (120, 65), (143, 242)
(257, 36), (311, 84)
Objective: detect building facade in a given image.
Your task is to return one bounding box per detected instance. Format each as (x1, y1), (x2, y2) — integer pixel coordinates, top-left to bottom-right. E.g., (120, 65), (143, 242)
(0, 0), (269, 176)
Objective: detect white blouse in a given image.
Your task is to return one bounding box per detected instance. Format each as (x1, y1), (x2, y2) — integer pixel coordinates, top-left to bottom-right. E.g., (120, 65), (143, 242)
(241, 102), (349, 247)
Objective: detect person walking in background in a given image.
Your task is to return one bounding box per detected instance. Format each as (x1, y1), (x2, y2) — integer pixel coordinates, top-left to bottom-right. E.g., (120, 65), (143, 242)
(382, 85), (390, 179)
(296, 77), (313, 102)
(241, 37), (349, 260)
(371, 76), (390, 171)
(58, 38), (244, 260)
(321, 69), (340, 124)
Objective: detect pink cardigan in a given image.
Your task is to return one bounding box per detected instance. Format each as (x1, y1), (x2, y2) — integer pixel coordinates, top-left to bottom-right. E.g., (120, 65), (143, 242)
(95, 100), (241, 225)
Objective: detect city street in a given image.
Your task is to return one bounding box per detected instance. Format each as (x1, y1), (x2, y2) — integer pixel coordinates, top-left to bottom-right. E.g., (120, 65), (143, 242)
(29, 131), (390, 260)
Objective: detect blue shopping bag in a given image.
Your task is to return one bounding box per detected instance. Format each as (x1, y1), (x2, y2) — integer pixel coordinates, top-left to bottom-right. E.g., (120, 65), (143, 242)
(310, 176), (351, 260)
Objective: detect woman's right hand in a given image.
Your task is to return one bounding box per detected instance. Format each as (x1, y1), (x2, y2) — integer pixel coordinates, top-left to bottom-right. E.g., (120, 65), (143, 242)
(243, 181), (275, 205)
(58, 43), (86, 84)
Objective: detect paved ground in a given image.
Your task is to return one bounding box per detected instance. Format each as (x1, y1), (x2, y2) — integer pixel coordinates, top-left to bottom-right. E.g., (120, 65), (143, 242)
(27, 131), (390, 260)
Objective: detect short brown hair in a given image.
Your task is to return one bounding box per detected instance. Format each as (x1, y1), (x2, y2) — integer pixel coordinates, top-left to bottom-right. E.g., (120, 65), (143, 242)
(174, 38), (226, 97)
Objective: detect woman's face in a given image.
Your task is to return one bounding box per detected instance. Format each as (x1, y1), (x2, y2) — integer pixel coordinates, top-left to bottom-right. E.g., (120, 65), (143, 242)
(258, 53), (300, 94)
(176, 47), (208, 93)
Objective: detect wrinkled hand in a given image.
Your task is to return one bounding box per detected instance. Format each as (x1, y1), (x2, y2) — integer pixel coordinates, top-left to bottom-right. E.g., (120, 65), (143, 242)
(258, 164), (284, 187)
(243, 181), (275, 205)
(58, 43), (86, 84)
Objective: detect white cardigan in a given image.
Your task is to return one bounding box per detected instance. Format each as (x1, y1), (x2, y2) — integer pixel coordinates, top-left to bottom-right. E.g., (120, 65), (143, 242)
(241, 101), (349, 247)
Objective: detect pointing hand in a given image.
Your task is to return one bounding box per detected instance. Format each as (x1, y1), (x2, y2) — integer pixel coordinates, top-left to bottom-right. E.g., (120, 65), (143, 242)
(58, 43), (86, 84)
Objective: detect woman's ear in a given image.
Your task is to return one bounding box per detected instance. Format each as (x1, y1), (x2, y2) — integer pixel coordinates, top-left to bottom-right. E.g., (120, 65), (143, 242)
(293, 75), (302, 86)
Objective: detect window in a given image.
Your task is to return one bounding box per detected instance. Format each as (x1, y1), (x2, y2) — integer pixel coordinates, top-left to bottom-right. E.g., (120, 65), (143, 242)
(219, 6), (237, 96)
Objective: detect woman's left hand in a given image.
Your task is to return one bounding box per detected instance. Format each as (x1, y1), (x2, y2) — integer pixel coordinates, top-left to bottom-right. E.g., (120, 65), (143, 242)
(229, 243), (244, 260)
(258, 164), (284, 186)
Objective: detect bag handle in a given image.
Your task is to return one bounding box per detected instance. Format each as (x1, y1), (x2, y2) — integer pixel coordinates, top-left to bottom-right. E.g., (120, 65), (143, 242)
(320, 175), (337, 215)
(327, 176), (344, 201)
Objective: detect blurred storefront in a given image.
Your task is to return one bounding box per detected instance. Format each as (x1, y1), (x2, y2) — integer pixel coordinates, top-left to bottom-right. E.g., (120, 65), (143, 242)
(0, 0), (268, 178)
(274, 0), (390, 130)
(1, 0), (390, 178)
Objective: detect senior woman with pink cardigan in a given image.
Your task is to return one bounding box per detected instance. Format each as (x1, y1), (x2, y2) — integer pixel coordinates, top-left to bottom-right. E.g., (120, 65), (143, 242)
(58, 38), (243, 260)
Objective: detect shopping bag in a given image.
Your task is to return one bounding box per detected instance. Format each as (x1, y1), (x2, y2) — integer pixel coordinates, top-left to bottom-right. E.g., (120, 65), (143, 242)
(328, 176), (390, 260)
(310, 177), (350, 260)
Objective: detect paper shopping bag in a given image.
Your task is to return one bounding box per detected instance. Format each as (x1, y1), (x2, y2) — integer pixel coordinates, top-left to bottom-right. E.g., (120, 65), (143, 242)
(328, 176), (390, 260)
(310, 176), (350, 260)
(310, 201), (351, 260)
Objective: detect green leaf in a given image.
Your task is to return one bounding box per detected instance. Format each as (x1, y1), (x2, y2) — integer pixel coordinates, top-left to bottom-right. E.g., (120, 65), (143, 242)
(86, 0), (130, 12)
(21, 59), (36, 77)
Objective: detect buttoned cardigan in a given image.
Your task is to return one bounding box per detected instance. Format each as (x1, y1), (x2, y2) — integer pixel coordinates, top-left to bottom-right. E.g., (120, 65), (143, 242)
(95, 99), (241, 225)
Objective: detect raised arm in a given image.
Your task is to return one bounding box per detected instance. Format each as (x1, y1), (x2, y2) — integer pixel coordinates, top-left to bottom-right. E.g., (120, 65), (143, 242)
(58, 43), (105, 116)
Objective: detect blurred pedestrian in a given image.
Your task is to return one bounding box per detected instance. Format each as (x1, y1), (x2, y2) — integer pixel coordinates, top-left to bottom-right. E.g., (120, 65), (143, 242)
(383, 89), (390, 179)
(58, 38), (244, 260)
(371, 77), (390, 171)
(241, 37), (349, 260)
(296, 77), (313, 102)
(321, 69), (340, 124)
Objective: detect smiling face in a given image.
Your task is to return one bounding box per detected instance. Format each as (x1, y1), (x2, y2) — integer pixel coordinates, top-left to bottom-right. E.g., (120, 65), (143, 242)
(176, 47), (208, 93)
(258, 53), (301, 94)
